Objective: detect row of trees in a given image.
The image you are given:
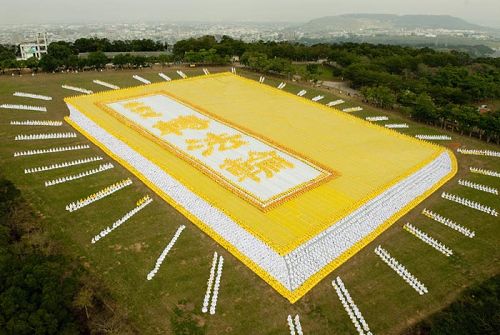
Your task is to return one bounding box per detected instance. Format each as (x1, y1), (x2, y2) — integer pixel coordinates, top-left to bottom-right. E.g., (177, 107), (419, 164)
(0, 176), (135, 334)
(1, 36), (499, 141)
(70, 37), (166, 53)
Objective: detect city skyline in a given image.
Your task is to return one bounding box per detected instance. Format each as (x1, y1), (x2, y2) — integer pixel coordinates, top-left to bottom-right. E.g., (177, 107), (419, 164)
(1, 0), (499, 28)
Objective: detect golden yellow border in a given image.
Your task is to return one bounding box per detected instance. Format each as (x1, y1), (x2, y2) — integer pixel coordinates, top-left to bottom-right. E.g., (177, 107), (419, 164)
(93, 90), (335, 211)
(64, 72), (457, 257)
(65, 115), (457, 303)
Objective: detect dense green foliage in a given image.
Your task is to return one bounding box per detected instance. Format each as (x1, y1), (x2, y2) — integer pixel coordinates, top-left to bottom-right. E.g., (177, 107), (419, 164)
(2, 36), (499, 141)
(72, 37), (166, 53)
(0, 177), (83, 334)
(409, 275), (499, 335)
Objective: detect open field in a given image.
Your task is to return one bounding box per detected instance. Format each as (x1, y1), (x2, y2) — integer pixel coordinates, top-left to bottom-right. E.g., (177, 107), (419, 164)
(0, 67), (499, 334)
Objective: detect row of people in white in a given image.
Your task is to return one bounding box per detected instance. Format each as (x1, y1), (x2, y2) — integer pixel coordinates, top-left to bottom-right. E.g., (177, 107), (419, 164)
(91, 195), (153, 244)
(209, 255), (224, 315)
(177, 70), (188, 79)
(442, 192), (498, 216)
(365, 116), (388, 122)
(457, 148), (500, 158)
(14, 144), (90, 157)
(312, 95), (324, 101)
(15, 132), (77, 141)
(61, 85), (93, 95)
(158, 72), (172, 81)
(277, 82), (286, 90)
(297, 90), (307, 97)
(231, 67), (237, 74)
(415, 134), (452, 140)
(147, 225), (186, 280)
(132, 75), (151, 84)
(470, 167), (500, 178)
(258, 76), (265, 83)
(25, 156), (103, 174)
(385, 123), (409, 128)
(422, 208), (475, 238)
(332, 277), (372, 335)
(11, 120), (62, 126)
(287, 314), (304, 335)
(403, 223), (453, 257)
(342, 106), (363, 112)
(13, 92), (52, 100)
(202, 68), (210, 75)
(458, 179), (498, 195)
(45, 163), (114, 187)
(0, 103), (47, 112)
(374, 246), (428, 295)
(327, 99), (344, 106)
(202, 252), (219, 313)
(65, 178), (132, 212)
(93, 79), (120, 90)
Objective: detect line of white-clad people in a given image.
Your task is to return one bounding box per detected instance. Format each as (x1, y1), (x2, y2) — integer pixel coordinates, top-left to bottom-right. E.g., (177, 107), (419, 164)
(332, 277), (372, 335)
(91, 195), (153, 244)
(415, 134), (452, 140)
(13, 92), (52, 100)
(385, 123), (409, 128)
(458, 179), (498, 195)
(365, 116), (388, 122)
(11, 120), (62, 126)
(404, 223), (453, 257)
(147, 225), (186, 280)
(287, 314), (304, 335)
(65, 178), (132, 212)
(422, 208), (475, 238)
(469, 167), (500, 178)
(15, 132), (77, 141)
(441, 192), (498, 216)
(374, 245), (428, 295)
(45, 163), (114, 187)
(457, 148), (500, 157)
(61, 85), (93, 95)
(25, 156), (103, 174)
(1, 103), (47, 112)
(14, 144), (90, 157)
(342, 106), (363, 112)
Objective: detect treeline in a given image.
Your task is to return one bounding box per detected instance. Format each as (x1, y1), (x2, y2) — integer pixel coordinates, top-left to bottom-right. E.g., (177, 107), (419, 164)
(0, 176), (135, 334)
(172, 37), (500, 141)
(406, 274), (499, 335)
(72, 37), (166, 53)
(1, 36), (499, 141)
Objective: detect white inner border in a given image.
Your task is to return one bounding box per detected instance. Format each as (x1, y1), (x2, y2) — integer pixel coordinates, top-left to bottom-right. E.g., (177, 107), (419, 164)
(107, 94), (326, 206)
(68, 104), (453, 293)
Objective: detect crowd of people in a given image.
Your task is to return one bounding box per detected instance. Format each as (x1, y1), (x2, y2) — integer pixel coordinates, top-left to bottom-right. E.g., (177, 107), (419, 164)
(45, 162), (114, 187)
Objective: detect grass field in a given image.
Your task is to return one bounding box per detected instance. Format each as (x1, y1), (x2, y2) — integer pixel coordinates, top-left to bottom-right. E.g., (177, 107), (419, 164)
(0, 67), (498, 335)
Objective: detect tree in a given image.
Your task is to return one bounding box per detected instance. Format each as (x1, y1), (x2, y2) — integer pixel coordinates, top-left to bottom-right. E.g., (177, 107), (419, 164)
(412, 93), (438, 123)
(361, 86), (396, 109)
(86, 51), (108, 69)
(24, 57), (39, 72)
(38, 54), (59, 72)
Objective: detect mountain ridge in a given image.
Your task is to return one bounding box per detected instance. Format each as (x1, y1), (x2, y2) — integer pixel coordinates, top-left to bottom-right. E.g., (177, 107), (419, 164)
(295, 14), (495, 32)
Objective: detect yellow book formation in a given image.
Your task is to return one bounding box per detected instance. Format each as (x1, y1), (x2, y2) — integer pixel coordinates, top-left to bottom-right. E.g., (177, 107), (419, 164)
(65, 72), (457, 302)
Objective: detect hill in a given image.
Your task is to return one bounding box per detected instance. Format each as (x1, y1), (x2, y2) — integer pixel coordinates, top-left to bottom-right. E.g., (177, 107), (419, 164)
(295, 14), (492, 33)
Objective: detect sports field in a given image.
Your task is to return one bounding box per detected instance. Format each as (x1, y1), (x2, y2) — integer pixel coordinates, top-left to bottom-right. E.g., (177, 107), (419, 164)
(0, 67), (498, 334)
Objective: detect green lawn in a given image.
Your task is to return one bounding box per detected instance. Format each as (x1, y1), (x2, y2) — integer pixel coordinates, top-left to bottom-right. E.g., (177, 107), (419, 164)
(0, 67), (498, 335)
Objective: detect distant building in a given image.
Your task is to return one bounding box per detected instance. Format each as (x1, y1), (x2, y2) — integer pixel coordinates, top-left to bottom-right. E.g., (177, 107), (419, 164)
(18, 33), (48, 60)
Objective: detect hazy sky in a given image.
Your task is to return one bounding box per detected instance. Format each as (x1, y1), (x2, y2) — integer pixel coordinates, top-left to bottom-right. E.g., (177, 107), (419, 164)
(2, 0), (499, 27)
